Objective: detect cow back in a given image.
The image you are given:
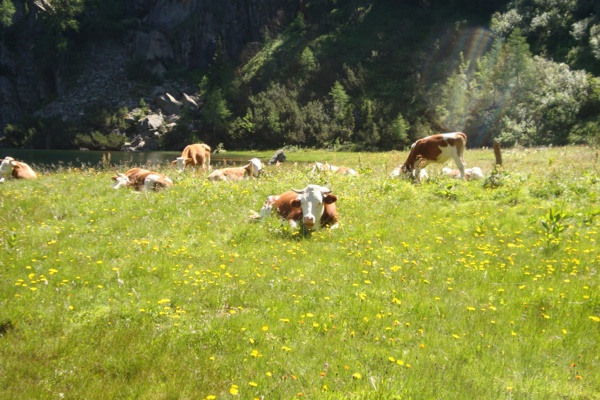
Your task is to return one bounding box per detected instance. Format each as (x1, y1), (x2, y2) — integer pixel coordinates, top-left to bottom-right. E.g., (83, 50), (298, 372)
(12, 161), (37, 179)
(321, 202), (339, 228)
(271, 191), (304, 222)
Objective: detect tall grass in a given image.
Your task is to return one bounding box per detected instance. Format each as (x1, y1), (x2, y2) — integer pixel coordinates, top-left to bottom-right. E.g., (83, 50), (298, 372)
(1, 147), (599, 399)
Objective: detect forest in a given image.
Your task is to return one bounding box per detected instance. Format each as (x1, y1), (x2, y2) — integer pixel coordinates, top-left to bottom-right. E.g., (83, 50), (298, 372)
(0, 0), (599, 150)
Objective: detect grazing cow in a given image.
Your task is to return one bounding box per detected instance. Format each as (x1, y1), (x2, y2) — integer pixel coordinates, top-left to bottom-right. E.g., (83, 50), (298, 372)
(259, 184), (339, 230)
(172, 143), (211, 172)
(401, 132), (467, 179)
(442, 166), (483, 180)
(312, 162), (358, 176)
(112, 168), (173, 191)
(0, 157), (37, 182)
(208, 158), (263, 181)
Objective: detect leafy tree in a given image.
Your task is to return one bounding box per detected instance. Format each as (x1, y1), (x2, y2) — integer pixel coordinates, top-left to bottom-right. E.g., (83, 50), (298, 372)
(356, 98), (380, 148)
(299, 46), (318, 77)
(328, 80), (354, 143)
(202, 87), (232, 140)
(436, 53), (472, 131)
(389, 113), (410, 147)
(435, 28), (589, 147)
(247, 83), (304, 146)
(0, 0), (15, 29)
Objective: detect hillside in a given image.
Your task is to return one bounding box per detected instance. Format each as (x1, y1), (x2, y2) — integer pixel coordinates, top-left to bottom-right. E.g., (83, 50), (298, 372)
(0, 0), (598, 150)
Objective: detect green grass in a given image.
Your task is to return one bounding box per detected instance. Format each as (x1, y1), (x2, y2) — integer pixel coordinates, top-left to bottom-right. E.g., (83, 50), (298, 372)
(1, 146), (599, 399)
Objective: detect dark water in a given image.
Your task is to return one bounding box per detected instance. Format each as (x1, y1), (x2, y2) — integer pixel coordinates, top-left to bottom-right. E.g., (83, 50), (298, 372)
(0, 149), (249, 169)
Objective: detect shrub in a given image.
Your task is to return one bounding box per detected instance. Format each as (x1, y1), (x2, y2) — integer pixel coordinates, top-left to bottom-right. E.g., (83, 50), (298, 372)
(73, 131), (126, 150)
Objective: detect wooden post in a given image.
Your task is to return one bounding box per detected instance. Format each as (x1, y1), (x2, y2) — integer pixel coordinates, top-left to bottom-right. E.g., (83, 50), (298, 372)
(493, 143), (502, 166)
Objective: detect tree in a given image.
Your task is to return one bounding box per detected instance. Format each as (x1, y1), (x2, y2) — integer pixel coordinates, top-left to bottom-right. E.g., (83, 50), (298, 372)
(0, 0), (15, 29)
(202, 88), (232, 139)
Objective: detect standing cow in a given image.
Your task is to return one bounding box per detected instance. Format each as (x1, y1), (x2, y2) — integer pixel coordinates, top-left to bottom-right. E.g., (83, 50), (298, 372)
(400, 132), (467, 179)
(172, 143), (211, 172)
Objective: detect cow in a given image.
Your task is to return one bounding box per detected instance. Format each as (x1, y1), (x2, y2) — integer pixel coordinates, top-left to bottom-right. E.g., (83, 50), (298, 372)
(259, 184), (339, 231)
(442, 166), (483, 180)
(208, 158), (263, 181)
(268, 149), (286, 165)
(0, 157), (37, 182)
(311, 162), (358, 176)
(172, 143), (211, 172)
(400, 132), (467, 179)
(112, 168), (174, 191)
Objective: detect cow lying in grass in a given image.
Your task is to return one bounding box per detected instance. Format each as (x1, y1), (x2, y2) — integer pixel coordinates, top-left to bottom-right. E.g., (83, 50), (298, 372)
(442, 166), (483, 180)
(0, 157), (38, 182)
(258, 184), (339, 230)
(390, 166), (428, 182)
(208, 158), (263, 181)
(172, 143), (211, 172)
(112, 168), (174, 191)
(312, 162), (358, 176)
(400, 132), (467, 179)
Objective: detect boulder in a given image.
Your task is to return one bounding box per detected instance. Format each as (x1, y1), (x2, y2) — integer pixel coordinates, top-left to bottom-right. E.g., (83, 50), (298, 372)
(155, 93), (182, 115)
(131, 30), (174, 61)
(182, 93), (200, 111)
(137, 113), (164, 132)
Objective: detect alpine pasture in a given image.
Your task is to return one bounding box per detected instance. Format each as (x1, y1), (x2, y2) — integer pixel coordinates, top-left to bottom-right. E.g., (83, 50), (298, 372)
(0, 146), (598, 399)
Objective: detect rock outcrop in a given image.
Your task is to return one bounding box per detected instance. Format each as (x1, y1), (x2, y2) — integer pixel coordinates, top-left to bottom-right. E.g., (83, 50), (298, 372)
(0, 0), (300, 148)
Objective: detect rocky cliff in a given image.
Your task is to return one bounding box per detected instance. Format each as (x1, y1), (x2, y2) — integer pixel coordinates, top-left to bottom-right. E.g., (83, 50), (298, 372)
(0, 0), (299, 135)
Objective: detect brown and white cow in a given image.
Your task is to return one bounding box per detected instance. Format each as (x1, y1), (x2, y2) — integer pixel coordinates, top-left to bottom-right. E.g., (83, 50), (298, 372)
(401, 132), (467, 179)
(259, 184), (339, 230)
(311, 162), (358, 176)
(112, 168), (174, 191)
(172, 143), (211, 172)
(208, 158), (263, 181)
(0, 157), (38, 182)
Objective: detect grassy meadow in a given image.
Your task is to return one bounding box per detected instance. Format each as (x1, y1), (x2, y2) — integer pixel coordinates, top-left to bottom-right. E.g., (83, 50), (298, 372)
(0, 146), (599, 399)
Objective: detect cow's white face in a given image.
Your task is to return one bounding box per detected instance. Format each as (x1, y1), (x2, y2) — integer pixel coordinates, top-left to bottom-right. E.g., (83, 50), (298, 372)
(174, 157), (188, 172)
(248, 158), (263, 177)
(112, 173), (130, 189)
(292, 184), (333, 230)
(0, 157), (15, 178)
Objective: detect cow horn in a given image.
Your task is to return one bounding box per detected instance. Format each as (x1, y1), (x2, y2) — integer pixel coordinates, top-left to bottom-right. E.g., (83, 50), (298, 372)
(292, 188), (304, 194)
(320, 186), (332, 194)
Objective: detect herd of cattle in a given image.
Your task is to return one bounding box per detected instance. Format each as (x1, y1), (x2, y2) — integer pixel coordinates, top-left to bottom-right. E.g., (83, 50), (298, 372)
(1, 132), (482, 231)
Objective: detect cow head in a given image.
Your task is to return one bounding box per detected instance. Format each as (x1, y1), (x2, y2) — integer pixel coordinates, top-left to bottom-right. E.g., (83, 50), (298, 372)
(291, 185), (337, 230)
(0, 157), (15, 178)
(112, 173), (131, 189)
(248, 158), (263, 177)
(172, 157), (192, 172)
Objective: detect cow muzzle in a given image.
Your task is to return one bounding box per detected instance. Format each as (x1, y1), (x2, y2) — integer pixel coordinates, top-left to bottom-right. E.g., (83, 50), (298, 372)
(303, 215), (316, 229)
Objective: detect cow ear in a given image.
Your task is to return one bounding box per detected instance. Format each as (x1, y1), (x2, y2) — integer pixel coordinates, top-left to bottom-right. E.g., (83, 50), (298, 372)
(291, 198), (301, 208)
(171, 160), (177, 165)
(324, 194), (337, 204)
(112, 176), (118, 181)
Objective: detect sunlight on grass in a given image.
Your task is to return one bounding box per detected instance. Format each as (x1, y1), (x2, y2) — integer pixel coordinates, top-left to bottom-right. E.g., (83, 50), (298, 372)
(0, 146), (598, 398)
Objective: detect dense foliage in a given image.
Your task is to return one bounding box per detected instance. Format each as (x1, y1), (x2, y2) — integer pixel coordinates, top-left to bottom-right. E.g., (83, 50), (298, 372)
(1, 0), (599, 149)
